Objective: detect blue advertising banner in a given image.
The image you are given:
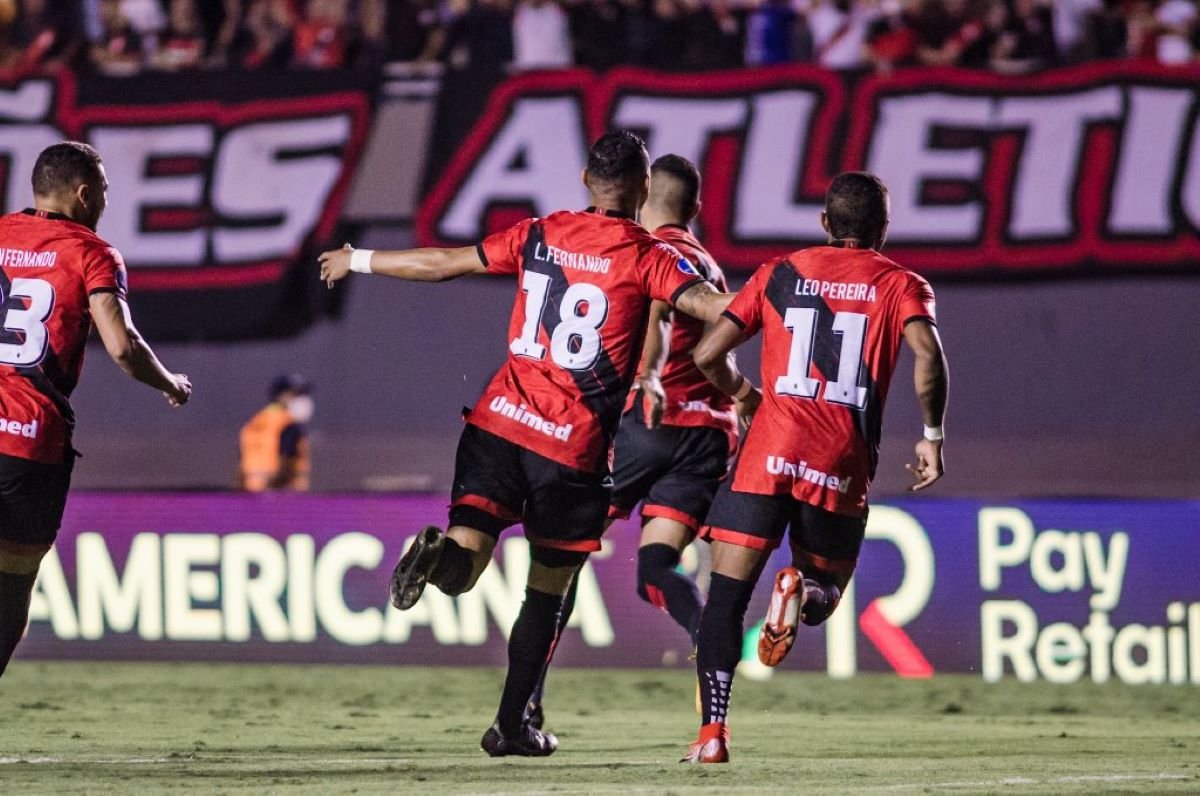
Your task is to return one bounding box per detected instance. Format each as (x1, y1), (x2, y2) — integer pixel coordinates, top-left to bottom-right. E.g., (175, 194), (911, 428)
(20, 493), (1200, 685)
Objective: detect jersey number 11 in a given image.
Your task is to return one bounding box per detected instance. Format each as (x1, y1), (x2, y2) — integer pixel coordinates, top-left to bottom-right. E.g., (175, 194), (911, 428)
(775, 307), (868, 410)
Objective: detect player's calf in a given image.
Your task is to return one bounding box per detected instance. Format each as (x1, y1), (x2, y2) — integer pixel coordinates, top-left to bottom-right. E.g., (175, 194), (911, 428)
(0, 541), (50, 678)
(800, 579), (841, 626)
(635, 543), (703, 642)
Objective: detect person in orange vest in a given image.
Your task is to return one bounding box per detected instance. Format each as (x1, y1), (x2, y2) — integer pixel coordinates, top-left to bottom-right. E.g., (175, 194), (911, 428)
(239, 374), (313, 492)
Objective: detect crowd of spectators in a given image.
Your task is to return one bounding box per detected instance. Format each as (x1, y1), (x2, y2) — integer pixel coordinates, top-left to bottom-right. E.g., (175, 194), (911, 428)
(1, 0), (1197, 79)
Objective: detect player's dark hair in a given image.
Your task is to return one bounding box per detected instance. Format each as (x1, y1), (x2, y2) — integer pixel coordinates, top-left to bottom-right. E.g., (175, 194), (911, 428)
(649, 154), (701, 211)
(825, 171), (889, 243)
(585, 131), (649, 187)
(32, 142), (103, 197)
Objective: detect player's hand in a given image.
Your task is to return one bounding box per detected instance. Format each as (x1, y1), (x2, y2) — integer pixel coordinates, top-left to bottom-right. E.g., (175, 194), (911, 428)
(165, 374), (191, 407)
(639, 375), (665, 429)
(734, 386), (761, 430)
(906, 438), (943, 491)
(318, 243), (353, 289)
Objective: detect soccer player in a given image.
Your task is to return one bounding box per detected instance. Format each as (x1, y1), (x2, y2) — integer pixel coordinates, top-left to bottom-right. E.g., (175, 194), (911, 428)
(0, 142), (192, 678)
(681, 171), (948, 763)
(318, 132), (736, 757)
(525, 154), (743, 728)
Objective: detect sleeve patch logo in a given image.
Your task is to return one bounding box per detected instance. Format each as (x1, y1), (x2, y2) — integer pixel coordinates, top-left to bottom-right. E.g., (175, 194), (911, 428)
(677, 257), (699, 277)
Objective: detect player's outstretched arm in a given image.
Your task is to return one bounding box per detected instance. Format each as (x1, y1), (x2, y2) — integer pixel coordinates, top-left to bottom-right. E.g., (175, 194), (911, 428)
(319, 244), (485, 286)
(903, 319), (948, 491)
(673, 280), (735, 325)
(693, 316), (760, 428)
(89, 292), (191, 407)
(636, 300), (671, 429)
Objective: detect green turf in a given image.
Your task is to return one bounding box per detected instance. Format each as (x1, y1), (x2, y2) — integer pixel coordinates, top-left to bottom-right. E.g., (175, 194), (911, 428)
(2, 662), (1197, 794)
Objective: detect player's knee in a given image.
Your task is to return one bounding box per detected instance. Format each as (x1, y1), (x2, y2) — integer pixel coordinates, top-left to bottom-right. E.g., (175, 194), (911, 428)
(0, 542), (51, 575)
(528, 546), (587, 595)
(529, 545), (588, 570)
(636, 543), (680, 604)
(800, 581), (841, 627)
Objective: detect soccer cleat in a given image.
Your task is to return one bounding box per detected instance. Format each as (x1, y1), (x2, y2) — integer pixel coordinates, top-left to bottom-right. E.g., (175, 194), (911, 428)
(757, 566), (806, 667)
(680, 722), (730, 764)
(389, 526), (445, 610)
(525, 701), (545, 731)
(481, 721), (559, 757)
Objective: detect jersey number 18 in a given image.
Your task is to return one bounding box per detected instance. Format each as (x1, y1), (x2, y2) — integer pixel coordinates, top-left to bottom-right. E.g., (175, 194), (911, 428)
(510, 271), (608, 371)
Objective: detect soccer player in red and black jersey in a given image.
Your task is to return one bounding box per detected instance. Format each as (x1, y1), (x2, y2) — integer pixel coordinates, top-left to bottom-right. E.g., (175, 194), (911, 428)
(610, 155), (741, 582)
(524, 154), (744, 728)
(0, 142), (192, 678)
(681, 172), (949, 763)
(318, 132), (736, 757)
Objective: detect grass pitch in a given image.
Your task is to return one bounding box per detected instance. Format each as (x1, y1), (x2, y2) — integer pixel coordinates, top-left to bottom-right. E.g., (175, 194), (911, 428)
(2, 662), (1197, 794)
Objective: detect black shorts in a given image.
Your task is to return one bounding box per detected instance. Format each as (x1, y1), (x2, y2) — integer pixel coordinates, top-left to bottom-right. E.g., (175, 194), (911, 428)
(0, 452), (74, 547)
(701, 477), (867, 590)
(608, 398), (731, 532)
(449, 424), (613, 553)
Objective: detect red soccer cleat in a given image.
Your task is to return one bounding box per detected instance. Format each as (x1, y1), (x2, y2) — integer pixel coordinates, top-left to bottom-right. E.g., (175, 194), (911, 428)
(681, 722), (730, 764)
(758, 566), (806, 667)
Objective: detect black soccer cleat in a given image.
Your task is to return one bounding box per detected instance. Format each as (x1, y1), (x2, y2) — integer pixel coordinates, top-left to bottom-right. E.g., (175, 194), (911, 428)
(525, 701), (545, 731)
(389, 526), (445, 610)
(481, 722), (559, 758)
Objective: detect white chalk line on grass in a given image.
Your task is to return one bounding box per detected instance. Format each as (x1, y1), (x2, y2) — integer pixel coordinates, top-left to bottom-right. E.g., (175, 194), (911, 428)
(875, 772), (1192, 791)
(500, 773), (1191, 795)
(1, 758), (1192, 793)
(0, 756), (410, 766)
(464, 773), (1196, 796)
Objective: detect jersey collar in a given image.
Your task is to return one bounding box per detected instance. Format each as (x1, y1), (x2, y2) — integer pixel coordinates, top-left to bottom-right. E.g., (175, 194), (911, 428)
(23, 208), (78, 224)
(655, 223), (691, 233)
(830, 238), (873, 250)
(585, 206), (636, 221)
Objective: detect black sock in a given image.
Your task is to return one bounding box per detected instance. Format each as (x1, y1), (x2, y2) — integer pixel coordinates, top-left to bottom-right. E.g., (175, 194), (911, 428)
(801, 578), (841, 626)
(529, 575), (578, 708)
(497, 587), (565, 735)
(696, 573), (755, 725)
(637, 543), (703, 644)
(0, 571), (37, 678)
(430, 537), (474, 595)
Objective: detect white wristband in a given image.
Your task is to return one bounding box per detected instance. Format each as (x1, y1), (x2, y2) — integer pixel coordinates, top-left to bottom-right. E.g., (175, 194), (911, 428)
(349, 248), (375, 274)
(923, 425), (944, 442)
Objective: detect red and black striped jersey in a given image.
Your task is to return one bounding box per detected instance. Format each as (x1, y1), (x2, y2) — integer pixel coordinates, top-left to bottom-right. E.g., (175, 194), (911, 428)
(629, 224), (736, 444)
(470, 208), (705, 473)
(724, 245), (936, 517)
(0, 210), (128, 464)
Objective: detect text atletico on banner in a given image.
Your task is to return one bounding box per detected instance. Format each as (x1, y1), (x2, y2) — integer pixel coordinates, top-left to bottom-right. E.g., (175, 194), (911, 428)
(419, 62), (1200, 278)
(0, 70), (375, 341)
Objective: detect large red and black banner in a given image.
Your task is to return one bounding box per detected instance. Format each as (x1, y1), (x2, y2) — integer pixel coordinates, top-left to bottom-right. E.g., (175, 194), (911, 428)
(419, 63), (1200, 278)
(1, 70), (373, 340)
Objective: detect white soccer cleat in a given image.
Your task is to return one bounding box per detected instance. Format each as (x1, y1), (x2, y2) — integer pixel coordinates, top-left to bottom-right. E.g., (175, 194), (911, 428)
(757, 566), (805, 667)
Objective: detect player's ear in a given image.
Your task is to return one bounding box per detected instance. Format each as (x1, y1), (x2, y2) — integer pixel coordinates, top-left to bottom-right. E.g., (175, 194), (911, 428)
(819, 211), (830, 234)
(876, 221), (889, 250)
(688, 199), (701, 222)
(580, 168), (589, 190)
